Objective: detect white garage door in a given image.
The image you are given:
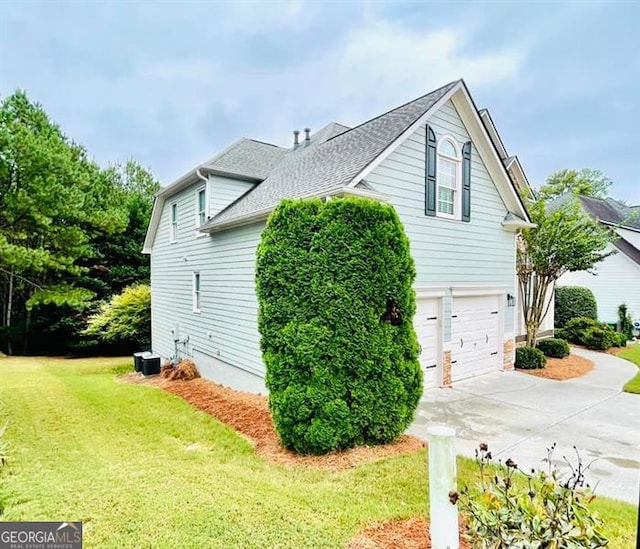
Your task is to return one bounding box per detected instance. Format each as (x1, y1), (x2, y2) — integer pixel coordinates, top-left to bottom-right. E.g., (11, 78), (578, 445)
(451, 295), (501, 382)
(414, 298), (440, 388)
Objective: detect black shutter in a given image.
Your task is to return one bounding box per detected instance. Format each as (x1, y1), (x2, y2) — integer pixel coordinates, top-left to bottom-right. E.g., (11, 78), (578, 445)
(462, 141), (471, 222)
(425, 125), (437, 216)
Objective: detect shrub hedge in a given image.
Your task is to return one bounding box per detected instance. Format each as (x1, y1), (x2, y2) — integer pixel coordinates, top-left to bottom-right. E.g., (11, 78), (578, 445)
(563, 316), (620, 351)
(536, 338), (570, 359)
(554, 286), (597, 329)
(255, 197), (422, 455)
(515, 346), (547, 369)
(564, 317), (602, 345)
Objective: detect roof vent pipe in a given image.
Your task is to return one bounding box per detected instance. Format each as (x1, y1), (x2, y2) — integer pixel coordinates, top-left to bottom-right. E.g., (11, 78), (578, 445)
(304, 127), (311, 147)
(293, 130), (300, 149)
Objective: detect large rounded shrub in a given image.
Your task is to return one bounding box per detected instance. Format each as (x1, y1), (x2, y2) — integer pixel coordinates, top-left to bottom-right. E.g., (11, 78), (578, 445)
(554, 286), (597, 328)
(256, 197), (422, 455)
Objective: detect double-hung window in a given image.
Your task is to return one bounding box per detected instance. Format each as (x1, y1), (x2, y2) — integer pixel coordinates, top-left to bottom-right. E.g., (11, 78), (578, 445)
(436, 137), (461, 218)
(195, 186), (207, 231)
(170, 202), (178, 242)
(193, 272), (201, 313)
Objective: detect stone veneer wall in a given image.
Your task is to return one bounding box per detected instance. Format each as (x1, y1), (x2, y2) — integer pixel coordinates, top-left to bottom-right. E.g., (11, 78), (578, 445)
(503, 339), (515, 370)
(442, 351), (452, 386)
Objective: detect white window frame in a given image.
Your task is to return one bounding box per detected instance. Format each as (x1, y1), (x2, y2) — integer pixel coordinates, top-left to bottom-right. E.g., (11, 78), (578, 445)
(436, 135), (462, 220)
(169, 202), (178, 243)
(192, 272), (201, 313)
(195, 184), (208, 236)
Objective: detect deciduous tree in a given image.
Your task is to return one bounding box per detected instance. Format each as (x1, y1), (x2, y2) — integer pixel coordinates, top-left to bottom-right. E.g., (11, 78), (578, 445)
(538, 168), (612, 200)
(517, 198), (611, 346)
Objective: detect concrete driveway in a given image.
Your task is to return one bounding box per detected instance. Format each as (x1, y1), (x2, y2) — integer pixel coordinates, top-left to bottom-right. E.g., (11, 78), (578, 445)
(409, 347), (640, 503)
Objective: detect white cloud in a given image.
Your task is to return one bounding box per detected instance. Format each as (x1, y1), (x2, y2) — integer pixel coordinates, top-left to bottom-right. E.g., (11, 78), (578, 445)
(226, 18), (527, 147)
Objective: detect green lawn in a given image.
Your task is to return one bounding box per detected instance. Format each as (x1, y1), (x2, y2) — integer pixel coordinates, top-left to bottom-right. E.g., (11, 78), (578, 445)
(0, 357), (636, 548)
(618, 344), (640, 394)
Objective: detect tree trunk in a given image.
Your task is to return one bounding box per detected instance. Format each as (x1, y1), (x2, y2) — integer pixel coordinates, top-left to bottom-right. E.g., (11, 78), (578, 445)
(22, 307), (31, 355)
(6, 269), (13, 355)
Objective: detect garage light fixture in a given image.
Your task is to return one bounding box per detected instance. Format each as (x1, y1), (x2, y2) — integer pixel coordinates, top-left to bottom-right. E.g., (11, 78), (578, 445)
(507, 293), (516, 307)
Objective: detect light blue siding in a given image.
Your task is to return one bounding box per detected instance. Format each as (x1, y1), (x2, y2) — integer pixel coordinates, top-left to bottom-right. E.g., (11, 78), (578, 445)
(150, 175), (266, 393)
(367, 100), (516, 341)
(150, 100), (519, 391)
(209, 176), (255, 218)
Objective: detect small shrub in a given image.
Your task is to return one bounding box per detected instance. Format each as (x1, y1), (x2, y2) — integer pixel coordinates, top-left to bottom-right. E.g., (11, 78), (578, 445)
(618, 303), (634, 341)
(515, 346), (547, 369)
(582, 327), (616, 351)
(536, 338), (570, 358)
(456, 443), (608, 548)
(612, 332), (627, 348)
(564, 316), (603, 345)
(554, 286), (598, 329)
(554, 328), (569, 341)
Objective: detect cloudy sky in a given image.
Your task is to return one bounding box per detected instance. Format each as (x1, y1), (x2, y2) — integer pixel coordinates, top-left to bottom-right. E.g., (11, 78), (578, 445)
(1, 1), (638, 202)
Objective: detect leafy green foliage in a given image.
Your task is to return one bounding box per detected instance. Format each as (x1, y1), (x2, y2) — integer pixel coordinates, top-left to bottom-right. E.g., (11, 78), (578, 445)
(617, 304), (634, 341)
(84, 284), (151, 349)
(564, 317), (603, 344)
(538, 168), (612, 200)
(515, 346), (547, 369)
(457, 444), (608, 548)
(554, 286), (598, 329)
(0, 91), (158, 355)
(611, 332), (627, 348)
(582, 327), (616, 351)
(25, 285), (95, 311)
(517, 196), (612, 346)
(563, 317), (618, 351)
(536, 338), (570, 359)
(256, 197), (421, 455)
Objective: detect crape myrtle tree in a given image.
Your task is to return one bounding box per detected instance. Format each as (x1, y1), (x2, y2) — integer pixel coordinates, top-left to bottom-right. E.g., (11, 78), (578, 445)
(256, 197), (422, 455)
(517, 197), (611, 347)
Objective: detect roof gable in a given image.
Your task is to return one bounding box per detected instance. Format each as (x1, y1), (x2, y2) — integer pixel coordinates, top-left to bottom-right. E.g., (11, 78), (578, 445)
(203, 80), (459, 229)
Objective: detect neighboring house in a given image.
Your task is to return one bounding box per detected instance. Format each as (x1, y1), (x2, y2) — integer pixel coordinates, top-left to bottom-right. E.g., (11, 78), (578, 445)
(143, 79), (534, 394)
(557, 195), (640, 325)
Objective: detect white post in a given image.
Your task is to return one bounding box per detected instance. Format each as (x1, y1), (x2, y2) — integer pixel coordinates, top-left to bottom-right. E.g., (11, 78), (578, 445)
(427, 425), (458, 549)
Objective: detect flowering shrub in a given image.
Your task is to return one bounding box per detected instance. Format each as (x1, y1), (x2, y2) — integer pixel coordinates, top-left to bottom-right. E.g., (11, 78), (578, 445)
(455, 443), (608, 548)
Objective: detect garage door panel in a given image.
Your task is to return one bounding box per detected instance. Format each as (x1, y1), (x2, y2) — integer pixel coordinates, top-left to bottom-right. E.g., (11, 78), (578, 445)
(451, 295), (501, 382)
(415, 298), (440, 389)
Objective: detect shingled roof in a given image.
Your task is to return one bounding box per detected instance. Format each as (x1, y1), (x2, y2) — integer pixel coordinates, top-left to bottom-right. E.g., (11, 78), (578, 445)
(202, 80), (459, 229)
(204, 138), (289, 180)
(577, 195), (640, 230)
(559, 194), (640, 266)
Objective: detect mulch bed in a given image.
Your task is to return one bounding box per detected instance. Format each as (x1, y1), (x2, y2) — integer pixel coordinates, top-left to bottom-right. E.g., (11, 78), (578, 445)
(119, 373), (425, 470)
(346, 517), (470, 549)
(519, 353), (594, 381)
